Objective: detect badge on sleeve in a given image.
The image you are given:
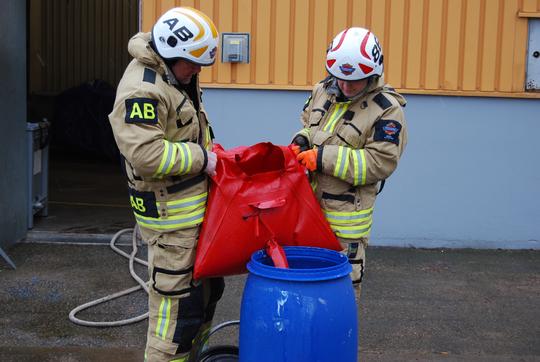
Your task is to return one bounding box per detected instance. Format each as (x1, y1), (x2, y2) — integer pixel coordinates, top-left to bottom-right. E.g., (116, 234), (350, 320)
(125, 98), (158, 124)
(374, 119), (402, 145)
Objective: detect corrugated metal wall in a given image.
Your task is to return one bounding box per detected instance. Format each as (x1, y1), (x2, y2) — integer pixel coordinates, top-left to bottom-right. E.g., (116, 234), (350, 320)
(28, 0), (139, 94)
(142, 0), (540, 98)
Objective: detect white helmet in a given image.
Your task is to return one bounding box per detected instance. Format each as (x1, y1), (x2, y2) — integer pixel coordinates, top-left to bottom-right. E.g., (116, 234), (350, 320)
(326, 27), (383, 81)
(152, 7), (219, 66)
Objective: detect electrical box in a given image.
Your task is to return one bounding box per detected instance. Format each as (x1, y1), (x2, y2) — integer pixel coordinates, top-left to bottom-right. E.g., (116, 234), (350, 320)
(526, 19), (540, 90)
(26, 119), (50, 229)
(221, 33), (250, 63)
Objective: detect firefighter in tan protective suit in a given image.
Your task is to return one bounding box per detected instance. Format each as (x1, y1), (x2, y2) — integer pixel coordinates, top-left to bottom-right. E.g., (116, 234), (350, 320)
(108, 8), (223, 362)
(292, 28), (408, 298)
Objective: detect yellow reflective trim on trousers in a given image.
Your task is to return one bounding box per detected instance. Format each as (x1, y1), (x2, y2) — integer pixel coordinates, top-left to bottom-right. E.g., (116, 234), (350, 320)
(155, 141), (176, 178)
(156, 297), (171, 340)
(170, 357), (188, 362)
(135, 208), (206, 231)
(323, 102), (350, 133)
(161, 192), (208, 214)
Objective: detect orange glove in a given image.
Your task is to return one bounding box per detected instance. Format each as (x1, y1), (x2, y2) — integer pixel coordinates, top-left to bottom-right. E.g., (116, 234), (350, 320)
(290, 144), (301, 156)
(297, 149), (318, 171)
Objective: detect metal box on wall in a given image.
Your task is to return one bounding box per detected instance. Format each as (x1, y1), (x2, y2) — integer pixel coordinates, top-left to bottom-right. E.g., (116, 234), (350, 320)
(526, 19), (540, 90)
(221, 33), (250, 63)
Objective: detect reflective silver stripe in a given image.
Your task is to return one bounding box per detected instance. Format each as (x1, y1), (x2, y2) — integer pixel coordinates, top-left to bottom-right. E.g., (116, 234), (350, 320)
(334, 146), (350, 180)
(166, 194), (207, 212)
(156, 297), (171, 339)
(178, 143), (191, 175)
(333, 223), (372, 238)
(135, 209), (206, 231)
(352, 149), (365, 186)
(324, 209), (373, 223)
(161, 141), (175, 175)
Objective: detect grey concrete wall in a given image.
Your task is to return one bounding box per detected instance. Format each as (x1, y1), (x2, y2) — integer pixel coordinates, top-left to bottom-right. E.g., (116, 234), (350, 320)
(203, 88), (540, 249)
(0, 1), (27, 249)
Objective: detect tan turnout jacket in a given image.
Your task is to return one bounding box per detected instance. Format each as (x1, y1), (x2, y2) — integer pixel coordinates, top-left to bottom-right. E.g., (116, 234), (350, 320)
(109, 32), (213, 237)
(294, 76), (407, 243)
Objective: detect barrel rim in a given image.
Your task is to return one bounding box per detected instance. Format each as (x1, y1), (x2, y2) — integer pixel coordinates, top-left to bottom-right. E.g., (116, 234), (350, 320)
(247, 246), (352, 281)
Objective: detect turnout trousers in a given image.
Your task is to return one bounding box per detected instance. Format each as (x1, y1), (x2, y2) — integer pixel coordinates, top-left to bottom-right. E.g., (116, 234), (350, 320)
(142, 227), (224, 362)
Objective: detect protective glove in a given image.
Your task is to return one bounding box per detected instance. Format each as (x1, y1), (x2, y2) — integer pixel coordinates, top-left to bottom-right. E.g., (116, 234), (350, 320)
(292, 135), (310, 152)
(205, 150), (217, 176)
(290, 144), (301, 156)
(297, 149), (318, 171)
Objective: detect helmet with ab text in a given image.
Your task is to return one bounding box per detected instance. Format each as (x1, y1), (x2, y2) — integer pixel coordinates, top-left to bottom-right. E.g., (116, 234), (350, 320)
(326, 27), (383, 81)
(152, 7), (219, 66)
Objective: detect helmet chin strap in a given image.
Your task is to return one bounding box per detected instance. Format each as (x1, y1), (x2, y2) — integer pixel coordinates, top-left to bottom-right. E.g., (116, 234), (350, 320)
(337, 76), (378, 101)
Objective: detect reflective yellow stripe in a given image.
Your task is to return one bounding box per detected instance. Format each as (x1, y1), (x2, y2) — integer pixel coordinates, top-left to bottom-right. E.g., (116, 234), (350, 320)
(323, 102), (350, 133)
(333, 146), (350, 180)
(310, 177), (318, 192)
(352, 149), (366, 186)
(324, 208), (373, 239)
(351, 149), (359, 185)
(331, 220), (373, 238)
(324, 208), (373, 225)
(160, 192), (208, 214)
(135, 208), (206, 231)
(205, 126), (211, 150)
(155, 141), (176, 178)
(174, 143), (193, 175)
(170, 357), (188, 362)
(298, 128), (310, 138)
(156, 297), (171, 340)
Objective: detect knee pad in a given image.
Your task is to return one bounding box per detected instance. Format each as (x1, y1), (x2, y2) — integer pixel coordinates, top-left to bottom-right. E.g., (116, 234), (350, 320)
(204, 277), (225, 323)
(172, 284), (205, 354)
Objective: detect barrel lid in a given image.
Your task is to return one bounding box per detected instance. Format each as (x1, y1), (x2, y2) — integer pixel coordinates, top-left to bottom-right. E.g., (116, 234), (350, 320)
(247, 246), (352, 281)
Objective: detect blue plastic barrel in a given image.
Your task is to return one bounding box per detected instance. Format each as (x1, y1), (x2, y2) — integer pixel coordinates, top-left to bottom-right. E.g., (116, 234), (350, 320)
(239, 246), (357, 362)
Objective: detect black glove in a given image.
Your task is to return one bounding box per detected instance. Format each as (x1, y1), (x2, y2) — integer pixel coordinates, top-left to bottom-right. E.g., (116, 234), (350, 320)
(292, 135), (310, 152)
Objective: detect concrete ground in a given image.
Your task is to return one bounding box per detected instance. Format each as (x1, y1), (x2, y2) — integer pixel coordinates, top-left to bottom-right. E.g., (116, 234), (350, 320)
(1, 241), (539, 362)
(2, 152), (538, 361)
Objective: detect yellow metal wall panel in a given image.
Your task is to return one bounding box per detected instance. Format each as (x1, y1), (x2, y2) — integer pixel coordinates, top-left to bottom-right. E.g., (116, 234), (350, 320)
(462, 0), (482, 91)
(406, 0), (424, 89)
(443, 0), (462, 90)
(387, 0), (406, 89)
(292, 0), (310, 86)
(480, 1), (500, 91)
(235, 0), (253, 84)
(138, 0), (537, 97)
(498, 0), (518, 91)
(275, 0), (292, 85)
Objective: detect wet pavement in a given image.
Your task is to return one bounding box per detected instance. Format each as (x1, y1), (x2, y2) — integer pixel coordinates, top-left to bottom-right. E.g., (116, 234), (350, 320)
(1, 242), (539, 362)
(2, 153), (538, 361)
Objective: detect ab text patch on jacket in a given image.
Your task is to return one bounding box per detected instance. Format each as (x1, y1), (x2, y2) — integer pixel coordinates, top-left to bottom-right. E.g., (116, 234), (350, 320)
(128, 187), (159, 218)
(374, 120), (402, 145)
(125, 98), (158, 124)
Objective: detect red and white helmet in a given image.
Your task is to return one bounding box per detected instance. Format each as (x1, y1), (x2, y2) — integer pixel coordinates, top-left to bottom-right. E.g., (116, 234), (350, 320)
(152, 7), (219, 66)
(326, 27), (383, 81)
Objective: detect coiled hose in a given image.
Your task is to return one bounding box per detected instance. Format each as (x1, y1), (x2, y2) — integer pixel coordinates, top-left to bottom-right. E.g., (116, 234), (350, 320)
(68, 225), (149, 327)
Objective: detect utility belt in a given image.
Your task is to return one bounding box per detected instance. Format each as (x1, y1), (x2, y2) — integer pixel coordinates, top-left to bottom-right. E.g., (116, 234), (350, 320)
(128, 174), (208, 232)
